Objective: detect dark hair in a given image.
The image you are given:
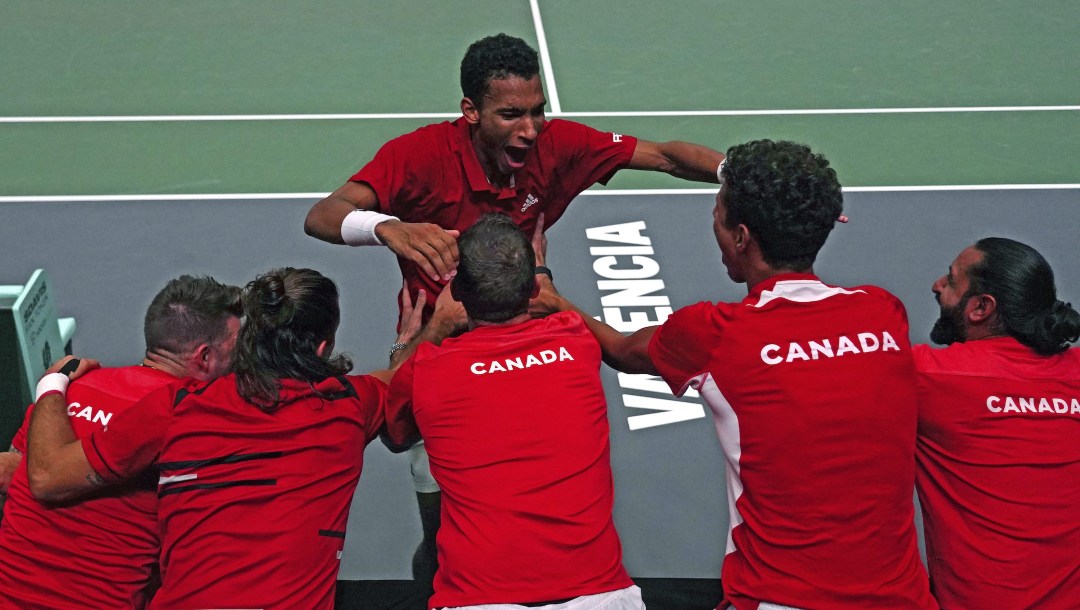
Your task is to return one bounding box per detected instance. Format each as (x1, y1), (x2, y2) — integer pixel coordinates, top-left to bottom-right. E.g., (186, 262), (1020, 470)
(232, 268), (352, 410)
(143, 275), (242, 353)
(720, 139), (843, 270)
(460, 33), (539, 107)
(968, 237), (1080, 355)
(454, 213), (535, 323)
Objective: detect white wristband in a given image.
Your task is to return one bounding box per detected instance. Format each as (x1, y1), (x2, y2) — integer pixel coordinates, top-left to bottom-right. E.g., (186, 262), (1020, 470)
(716, 158), (726, 183)
(35, 372), (70, 402)
(341, 210), (399, 246)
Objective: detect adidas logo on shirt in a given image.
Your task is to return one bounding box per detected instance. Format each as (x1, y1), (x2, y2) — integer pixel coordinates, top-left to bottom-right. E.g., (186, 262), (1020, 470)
(521, 193), (539, 213)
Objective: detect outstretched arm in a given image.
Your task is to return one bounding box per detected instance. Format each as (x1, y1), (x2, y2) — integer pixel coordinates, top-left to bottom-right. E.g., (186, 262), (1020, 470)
(27, 357), (105, 503)
(304, 181), (461, 282)
(542, 283), (659, 375)
(628, 139), (725, 183)
(528, 213), (659, 374)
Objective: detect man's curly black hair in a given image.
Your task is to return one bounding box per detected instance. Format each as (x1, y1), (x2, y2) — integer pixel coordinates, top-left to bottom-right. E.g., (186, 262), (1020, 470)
(720, 139), (843, 271)
(460, 33), (540, 108)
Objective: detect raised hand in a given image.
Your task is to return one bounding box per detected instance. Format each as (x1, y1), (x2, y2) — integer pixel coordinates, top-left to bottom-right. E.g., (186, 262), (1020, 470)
(377, 220), (461, 282)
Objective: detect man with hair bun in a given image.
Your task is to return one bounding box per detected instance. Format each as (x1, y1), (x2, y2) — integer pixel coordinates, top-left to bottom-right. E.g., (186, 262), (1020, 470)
(915, 237), (1080, 609)
(24, 268), (446, 609)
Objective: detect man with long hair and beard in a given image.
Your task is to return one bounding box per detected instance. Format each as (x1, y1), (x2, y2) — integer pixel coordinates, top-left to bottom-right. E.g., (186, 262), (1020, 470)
(915, 238), (1080, 609)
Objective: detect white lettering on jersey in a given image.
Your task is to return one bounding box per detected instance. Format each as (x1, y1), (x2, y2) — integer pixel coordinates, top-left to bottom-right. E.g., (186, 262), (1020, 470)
(986, 395), (1080, 415)
(470, 347), (574, 375)
(760, 331), (901, 365)
(613, 133), (623, 142)
(66, 401), (114, 427)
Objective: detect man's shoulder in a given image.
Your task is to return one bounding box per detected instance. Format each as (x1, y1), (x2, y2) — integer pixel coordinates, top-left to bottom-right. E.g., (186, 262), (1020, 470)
(71, 365), (177, 401)
(419, 312), (595, 358)
(366, 120), (460, 166)
(915, 338), (1080, 378)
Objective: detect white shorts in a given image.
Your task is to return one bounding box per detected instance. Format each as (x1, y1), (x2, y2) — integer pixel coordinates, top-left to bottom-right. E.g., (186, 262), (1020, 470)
(409, 440), (441, 493)
(439, 585), (645, 610)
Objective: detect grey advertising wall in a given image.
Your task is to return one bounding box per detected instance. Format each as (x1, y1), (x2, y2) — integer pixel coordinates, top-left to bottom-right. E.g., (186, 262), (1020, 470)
(1, 188), (1077, 577)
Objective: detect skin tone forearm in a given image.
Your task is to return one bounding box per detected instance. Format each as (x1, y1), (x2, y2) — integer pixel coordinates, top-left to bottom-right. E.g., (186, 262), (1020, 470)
(629, 140), (724, 183)
(539, 282), (658, 374)
(369, 283), (467, 384)
(27, 358), (106, 503)
(304, 181), (460, 282)
(529, 212), (659, 374)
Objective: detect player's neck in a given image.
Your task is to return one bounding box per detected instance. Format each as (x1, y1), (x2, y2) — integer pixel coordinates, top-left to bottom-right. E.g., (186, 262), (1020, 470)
(744, 264), (814, 294)
(468, 311), (531, 330)
(141, 349), (188, 379)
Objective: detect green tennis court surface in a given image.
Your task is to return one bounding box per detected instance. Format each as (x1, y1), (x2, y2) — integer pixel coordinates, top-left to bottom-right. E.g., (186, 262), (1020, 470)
(2, 1), (1077, 196)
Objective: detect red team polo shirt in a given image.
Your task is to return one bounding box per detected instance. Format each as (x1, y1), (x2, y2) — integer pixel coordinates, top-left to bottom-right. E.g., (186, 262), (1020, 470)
(351, 117), (637, 316)
(914, 338), (1080, 609)
(649, 274), (936, 610)
(0, 366), (174, 610)
(385, 312), (633, 608)
(80, 373), (387, 610)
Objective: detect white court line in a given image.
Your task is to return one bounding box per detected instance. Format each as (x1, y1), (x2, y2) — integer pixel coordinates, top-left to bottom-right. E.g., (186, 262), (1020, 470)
(2, 105), (1078, 123)
(529, 0), (562, 114)
(2, 185), (1079, 203)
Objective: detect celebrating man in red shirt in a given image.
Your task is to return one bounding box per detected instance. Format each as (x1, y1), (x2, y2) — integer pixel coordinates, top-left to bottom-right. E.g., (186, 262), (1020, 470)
(534, 139), (937, 610)
(304, 32), (725, 586)
(385, 213), (642, 610)
(0, 275), (241, 609)
(914, 238), (1080, 609)
(23, 268), (440, 609)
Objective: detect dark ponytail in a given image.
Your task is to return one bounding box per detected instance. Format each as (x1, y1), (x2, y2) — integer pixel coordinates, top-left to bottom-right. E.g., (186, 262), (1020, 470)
(971, 238), (1079, 355)
(232, 268), (352, 410)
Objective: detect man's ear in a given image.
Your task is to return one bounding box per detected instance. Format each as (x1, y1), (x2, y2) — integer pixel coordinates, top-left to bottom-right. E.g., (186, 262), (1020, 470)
(461, 97), (480, 124)
(735, 224), (751, 251)
(191, 343), (212, 373)
(530, 279), (541, 299)
(966, 293), (998, 325)
(316, 339), (328, 358)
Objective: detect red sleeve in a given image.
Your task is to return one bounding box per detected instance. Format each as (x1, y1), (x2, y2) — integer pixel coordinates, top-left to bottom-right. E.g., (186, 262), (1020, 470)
(344, 374), (389, 444)
(349, 138), (400, 215)
(348, 125), (447, 218)
(649, 301), (718, 396)
(384, 355), (420, 449)
(81, 383), (175, 483)
(550, 119), (637, 191)
(10, 404), (33, 453)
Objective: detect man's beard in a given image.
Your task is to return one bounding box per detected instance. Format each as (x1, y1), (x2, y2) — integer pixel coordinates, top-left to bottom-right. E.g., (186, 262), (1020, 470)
(930, 300), (967, 345)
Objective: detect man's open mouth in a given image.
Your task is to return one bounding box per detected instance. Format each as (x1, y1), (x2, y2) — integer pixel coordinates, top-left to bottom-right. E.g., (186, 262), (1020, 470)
(505, 146), (529, 167)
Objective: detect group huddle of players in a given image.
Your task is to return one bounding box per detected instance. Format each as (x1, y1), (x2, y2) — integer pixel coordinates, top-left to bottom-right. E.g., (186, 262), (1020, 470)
(2, 33), (1079, 610)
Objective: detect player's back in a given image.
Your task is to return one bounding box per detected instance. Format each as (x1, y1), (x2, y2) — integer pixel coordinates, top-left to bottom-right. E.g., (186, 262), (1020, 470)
(0, 366), (174, 610)
(405, 312), (632, 607)
(148, 373), (386, 610)
(914, 339), (1080, 609)
(651, 274), (935, 609)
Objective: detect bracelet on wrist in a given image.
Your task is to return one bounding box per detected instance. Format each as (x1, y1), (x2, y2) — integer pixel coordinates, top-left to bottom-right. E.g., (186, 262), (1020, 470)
(534, 266), (553, 281)
(388, 342), (408, 360)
